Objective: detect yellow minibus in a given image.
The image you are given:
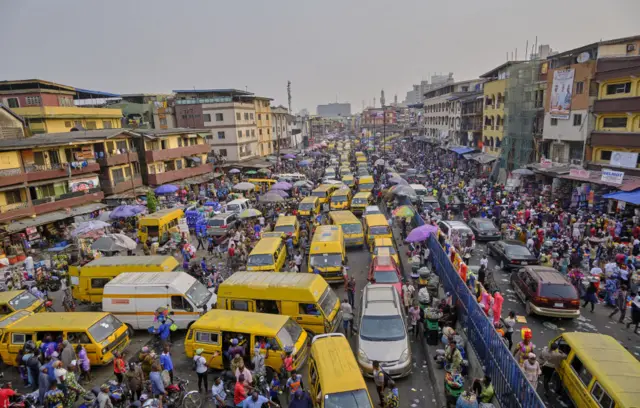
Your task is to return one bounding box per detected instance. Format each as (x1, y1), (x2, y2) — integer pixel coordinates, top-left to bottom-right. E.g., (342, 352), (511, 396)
(138, 208), (184, 244)
(246, 237), (287, 272)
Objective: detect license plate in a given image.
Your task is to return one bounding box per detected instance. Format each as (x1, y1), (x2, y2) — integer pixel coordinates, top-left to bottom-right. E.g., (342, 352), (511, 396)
(521, 262), (527, 266)
(554, 303), (564, 308)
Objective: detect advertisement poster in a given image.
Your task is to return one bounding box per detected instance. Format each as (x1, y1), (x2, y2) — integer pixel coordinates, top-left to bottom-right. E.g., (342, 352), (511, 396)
(69, 176), (99, 192)
(610, 151), (639, 169)
(550, 69), (575, 119)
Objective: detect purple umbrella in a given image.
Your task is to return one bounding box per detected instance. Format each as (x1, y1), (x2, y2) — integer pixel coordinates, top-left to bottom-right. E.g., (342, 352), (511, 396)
(272, 181), (293, 190)
(310, 151), (322, 157)
(269, 189), (289, 198)
(110, 205), (141, 219)
(228, 168), (241, 174)
(283, 154), (296, 159)
(299, 160), (311, 166)
(389, 176), (409, 185)
(405, 225), (438, 243)
(154, 184), (178, 194)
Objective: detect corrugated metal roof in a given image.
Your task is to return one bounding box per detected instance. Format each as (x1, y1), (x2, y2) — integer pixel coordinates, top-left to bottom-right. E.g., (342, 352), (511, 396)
(2, 202), (107, 233)
(0, 129), (135, 151)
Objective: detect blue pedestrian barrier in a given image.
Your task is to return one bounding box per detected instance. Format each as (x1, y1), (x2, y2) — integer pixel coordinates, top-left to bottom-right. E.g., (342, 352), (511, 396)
(400, 198), (546, 408)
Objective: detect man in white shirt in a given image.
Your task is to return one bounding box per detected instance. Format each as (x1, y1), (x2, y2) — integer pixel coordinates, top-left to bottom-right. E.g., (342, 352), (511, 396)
(294, 253), (303, 270)
(480, 255), (488, 269)
(589, 265), (603, 278)
(604, 262), (618, 278)
(258, 216), (265, 226)
(211, 377), (227, 407)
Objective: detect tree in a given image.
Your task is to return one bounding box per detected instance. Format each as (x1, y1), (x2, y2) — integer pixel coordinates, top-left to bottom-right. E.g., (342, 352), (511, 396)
(146, 191), (158, 214)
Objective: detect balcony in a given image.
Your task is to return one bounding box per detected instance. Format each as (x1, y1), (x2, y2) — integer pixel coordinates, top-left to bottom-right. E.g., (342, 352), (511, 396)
(24, 160), (100, 183)
(593, 97), (640, 114)
(591, 131), (640, 148)
(96, 150), (139, 167)
(147, 162), (213, 186)
(100, 176), (143, 195)
(0, 168), (27, 188)
(33, 188), (104, 215)
(0, 202), (34, 223)
(144, 144), (210, 162)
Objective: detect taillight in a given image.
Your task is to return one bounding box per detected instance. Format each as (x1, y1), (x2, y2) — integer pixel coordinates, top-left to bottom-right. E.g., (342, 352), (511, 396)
(472, 235), (475, 240)
(534, 297), (550, 305)
(221, 225), (228, 229)
(512, 260), (520, 265)
(570, 300), (580, 307)
(287, 232), (293, 236)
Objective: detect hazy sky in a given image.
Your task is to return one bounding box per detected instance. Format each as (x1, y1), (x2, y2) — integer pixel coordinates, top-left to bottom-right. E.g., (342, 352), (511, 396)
(1, 0), (639, 113)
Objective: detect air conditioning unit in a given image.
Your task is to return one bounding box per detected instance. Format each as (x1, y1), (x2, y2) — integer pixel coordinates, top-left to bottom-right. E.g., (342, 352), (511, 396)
(571, 159), (582, 166)
(627, 44), (636, 52)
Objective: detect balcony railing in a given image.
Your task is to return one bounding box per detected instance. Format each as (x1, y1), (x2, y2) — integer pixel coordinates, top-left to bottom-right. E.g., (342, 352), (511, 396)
(239, 150), (253, 158)
(0, 168), (23, 176)
(0, 202), (29, 213)
(24, 158), (97, 173)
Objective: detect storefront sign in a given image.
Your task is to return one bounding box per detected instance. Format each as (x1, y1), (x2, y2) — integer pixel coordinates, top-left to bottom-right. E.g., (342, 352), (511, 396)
(610, 151), (638, 169)
(601, 168), (624, 185)
(540, 158), (552, 168)
(569, 168), (591, 179)
(69, 176), (99, 192)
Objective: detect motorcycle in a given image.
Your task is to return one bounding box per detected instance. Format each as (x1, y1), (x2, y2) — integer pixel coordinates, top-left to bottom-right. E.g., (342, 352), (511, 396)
(165, 379), (201, 408)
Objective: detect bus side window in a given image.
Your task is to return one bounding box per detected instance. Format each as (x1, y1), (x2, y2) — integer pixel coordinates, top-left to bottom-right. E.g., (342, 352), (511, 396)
(300, 303), (321, 316)
(67, 332), (90, 344)
(171, 296), (194, 312)
(11, 333), (26, 345)
(309, 360), (318, 385)
(591, 382), (614, 408)
(91, 278), (110, 289)
(230, 300), (249, 312)
(570, 355), (593, 386)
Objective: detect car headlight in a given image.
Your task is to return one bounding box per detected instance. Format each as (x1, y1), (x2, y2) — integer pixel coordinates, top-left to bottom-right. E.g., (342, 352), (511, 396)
(102, 348), (107, 355)
(400, 349), (409, 363)
(358, 349), (371, 364)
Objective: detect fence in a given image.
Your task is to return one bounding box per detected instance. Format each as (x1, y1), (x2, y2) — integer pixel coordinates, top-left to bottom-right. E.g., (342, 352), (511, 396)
(406, 202), (545, 408)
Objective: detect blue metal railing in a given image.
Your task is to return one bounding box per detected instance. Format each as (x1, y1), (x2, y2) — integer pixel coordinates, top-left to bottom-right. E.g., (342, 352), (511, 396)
(403, 198), (545, 408)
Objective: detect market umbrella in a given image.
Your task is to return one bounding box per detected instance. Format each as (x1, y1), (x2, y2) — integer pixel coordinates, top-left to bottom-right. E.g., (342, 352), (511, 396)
(239, 208), (262, 219)
(228, 168), (241, 174)
(91, 233), (137, 252)
(233, 182), (256, 191)
(245, 170), (258, 175)
(512, 168), (535, 176)
(374, 159), (386, 166)
(392, 185), (416, 198)
(293, 180), (313, 188)
(310, 151), (322, 157)
(283, 154), (296, 159)
(268, 189), (289, 198)
(154, 184), (178, 194)
(265, 156), (278, 162)
(258, 193), (284, 203)
(405, 225), (438, 243)
(389, 176), (409, 186)
(299, 160), (311, 166)
(272, 181), (292, 190)
(71, 220), (111, 237)
(392, 205), (415, 218)
(257, 168), (271, 174)
(109, 205), (145, 219)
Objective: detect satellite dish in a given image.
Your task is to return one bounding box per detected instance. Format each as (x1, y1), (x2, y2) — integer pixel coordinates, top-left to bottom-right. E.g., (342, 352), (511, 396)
(576, 52), (590, 63)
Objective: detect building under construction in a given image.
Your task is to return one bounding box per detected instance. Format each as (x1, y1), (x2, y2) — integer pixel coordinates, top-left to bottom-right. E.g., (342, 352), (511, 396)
(499, 59), (548, 172)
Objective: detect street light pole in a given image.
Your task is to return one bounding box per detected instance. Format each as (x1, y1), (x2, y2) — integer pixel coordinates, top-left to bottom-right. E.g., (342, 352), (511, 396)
(382, 105), (386, 160)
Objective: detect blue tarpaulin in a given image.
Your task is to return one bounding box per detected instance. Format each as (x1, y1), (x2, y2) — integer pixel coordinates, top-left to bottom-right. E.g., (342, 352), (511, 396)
(603, 190), (640, 205)
(450, 146), (474, 155)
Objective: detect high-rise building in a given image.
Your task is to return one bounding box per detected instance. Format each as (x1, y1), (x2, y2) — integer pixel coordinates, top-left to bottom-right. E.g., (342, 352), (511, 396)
(316, 103), (351, 118)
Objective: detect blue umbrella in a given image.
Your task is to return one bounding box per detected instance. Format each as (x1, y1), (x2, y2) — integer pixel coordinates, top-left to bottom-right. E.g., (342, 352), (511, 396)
(272, 181), (293, 190)
(269, 189), (289, 198)
(155, 184), (178, 194)
(110, 205), (147, 219)
(228, 168), (241, 174)
(284, 154), (296, 159)
(310, 151), (322, 157)
(299, 160), (311, 166)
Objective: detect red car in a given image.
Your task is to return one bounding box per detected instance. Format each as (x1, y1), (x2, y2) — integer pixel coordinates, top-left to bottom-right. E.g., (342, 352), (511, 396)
(368, 255), (402, 295)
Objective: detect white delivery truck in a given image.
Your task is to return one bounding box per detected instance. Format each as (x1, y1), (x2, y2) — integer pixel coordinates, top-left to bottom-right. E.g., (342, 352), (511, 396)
(102, 272), (217, 331)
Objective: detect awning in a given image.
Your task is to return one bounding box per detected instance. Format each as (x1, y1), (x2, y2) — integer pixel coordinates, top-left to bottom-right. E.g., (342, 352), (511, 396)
(559, 171), (640, 192)
(464, 152), (498, 164)
(3, 202), (107, 234)
(185, 156), (202, 164)
(603, 190), (640, 205)
(182, 173), (217, 185)
(449, 146), (475, 155)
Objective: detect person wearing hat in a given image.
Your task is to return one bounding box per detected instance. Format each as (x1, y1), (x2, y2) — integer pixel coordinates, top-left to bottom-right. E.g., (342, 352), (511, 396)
(288, 388), (312, 408)
(513, 329), (535, 368)
(193, 349), (209, 393)
(63, 361), (85, 408)
(523, 353), (541, 386)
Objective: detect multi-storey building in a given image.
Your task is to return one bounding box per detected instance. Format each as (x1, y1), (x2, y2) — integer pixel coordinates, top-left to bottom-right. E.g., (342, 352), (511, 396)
(271, 106), (292, 151)
(254, 97), (273, 156)
(0, 104), (26, 140)
(459, 92), (484, 148)
(423, 79), (484, 145)
(0, 79), (122, 135)
(171, 89), (258, 162)
(134, 129), (212, 186)
(589, 54), (640, 176)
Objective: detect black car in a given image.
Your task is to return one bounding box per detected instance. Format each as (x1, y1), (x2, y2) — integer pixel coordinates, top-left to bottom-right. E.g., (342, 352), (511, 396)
(468, 218), (501, 241)
(438, 194), (464, 213)
(486, 240), (539, 271)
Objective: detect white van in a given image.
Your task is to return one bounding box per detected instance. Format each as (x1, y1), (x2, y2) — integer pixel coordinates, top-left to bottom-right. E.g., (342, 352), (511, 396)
(410, 184), (428, 204)
(102, 272), (217, 331)
(224, 198), (250, 214)
(277, 173), (307, 183)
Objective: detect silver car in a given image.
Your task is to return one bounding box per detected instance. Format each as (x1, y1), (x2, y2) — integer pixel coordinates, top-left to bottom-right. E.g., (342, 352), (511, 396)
(357, 284), (412, 378)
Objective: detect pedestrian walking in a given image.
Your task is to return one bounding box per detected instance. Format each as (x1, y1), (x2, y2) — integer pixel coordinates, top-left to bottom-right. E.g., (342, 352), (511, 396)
(340, 298), (354, 336)
(627, 293), (640, 334)
(609, 285), (628, 322)
(113, 352), (126, 384)
(160, 345), (174, 384)
(582, 281), (598, 312)
(345, 276), (356, 307)
(503, 311), (516, 351)
(538, 343), (566, 394)
(193, 348), (209, 393)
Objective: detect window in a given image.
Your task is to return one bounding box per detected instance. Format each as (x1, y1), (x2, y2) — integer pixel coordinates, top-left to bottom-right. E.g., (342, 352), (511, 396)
(573, 114), (582, 126)
(25, 96), (41, 106)
(550, 118), (558, 126)
(103, 121), (113, 129)
(591, 382), (614, 408)
(238, 130), (242, 138)
(251, 129), (255, 137)
(236, 113), (241, 121)
(91, 278), (110, 289)
(570, 356), (593, 386)
(124, 166), (132, 178)
(171, 296), (186, 310)
(219, 149), (227, 157)
(267, 128), (270, 135)
(39, 184), (56, 198)
(5, 190), (22, 205)
(195, 331), (219, 344)
(12, 333), (27, 344)
(176, 159), (183, 170)
(112, 168), (125, 184)
(250, 113), (254, 120)
(258, 114), (262, 120)
(606, 82), (631, 95)
(6, 98), (19, 108)
(603, 117), (627, 128)
(600, 151), (612, 161)
(231, 300), (249, 311)
(217, 131), (225, 139)
(244, 113), (249, 120)
(246, 130), (250, 137)
(133, 162), (140, 175)
(259, 129), (263, 135)
(86, 121), (97, 130)
(159, 118), (167, 126)
(215, 113), (223, 121)
(177, 138), (183, 147)
(575, 81), (584, 94)
(203, 114), (211, 122)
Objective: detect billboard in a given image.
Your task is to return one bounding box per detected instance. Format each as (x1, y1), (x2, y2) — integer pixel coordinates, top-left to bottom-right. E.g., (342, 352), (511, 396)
(69, 176), (99, 192)
(549, 69), (575, 119)
(610, 151), (639, 169)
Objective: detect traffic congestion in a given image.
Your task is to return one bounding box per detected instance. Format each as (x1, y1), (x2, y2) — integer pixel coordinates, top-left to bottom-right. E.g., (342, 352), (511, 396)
(1, 132), (639, 408)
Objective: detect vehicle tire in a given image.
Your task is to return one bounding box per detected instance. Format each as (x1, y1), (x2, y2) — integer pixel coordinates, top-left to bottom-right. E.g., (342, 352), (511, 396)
(525, 302), (533, 316)
(182, 390), (202, 408)
(125, 324), (134, 337)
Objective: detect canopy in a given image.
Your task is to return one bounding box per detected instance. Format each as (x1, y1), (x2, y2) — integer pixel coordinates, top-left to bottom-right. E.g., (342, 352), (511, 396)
(233, 182), (256, 191)
(154, 184), (178, 194)
(603, 190), (640, 205)
(450, 146), (474, 155)
(91, 233), (137, 252)
(71, 220), (111, 237)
